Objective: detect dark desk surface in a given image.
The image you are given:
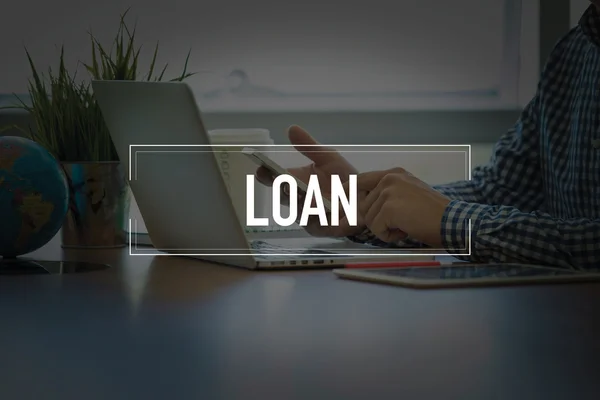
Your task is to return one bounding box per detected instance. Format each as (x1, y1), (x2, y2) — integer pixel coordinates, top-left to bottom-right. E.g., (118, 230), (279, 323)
(1, 236), (600, 400)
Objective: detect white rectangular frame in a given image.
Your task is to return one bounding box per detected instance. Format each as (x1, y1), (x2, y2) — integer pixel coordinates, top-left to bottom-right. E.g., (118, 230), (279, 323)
(128, 144), (473, 257)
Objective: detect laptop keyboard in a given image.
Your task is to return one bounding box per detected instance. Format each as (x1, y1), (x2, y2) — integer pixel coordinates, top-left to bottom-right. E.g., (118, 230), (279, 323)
(250, 240), (346, 257)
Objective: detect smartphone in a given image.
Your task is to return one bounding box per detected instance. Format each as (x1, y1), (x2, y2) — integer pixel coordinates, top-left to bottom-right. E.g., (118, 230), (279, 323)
(242, 147), (332, 211)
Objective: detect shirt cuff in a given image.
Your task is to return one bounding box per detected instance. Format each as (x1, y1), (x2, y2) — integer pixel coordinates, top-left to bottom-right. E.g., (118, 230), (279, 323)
(440, 200), (487, 253)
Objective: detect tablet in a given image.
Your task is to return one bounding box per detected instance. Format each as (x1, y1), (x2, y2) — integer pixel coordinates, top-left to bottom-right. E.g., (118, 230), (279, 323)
(332, 264), (600, 288)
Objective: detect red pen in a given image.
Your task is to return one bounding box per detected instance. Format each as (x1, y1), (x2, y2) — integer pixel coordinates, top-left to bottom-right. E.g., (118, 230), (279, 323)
(344, 260), (442, 269)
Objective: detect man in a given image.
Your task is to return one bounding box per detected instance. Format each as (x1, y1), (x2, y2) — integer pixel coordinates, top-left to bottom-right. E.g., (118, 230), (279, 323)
(257, 2), (600, 270)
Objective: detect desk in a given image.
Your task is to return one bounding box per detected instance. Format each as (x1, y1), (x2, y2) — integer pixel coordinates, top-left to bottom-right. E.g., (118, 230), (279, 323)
(1, 236), (600, 400)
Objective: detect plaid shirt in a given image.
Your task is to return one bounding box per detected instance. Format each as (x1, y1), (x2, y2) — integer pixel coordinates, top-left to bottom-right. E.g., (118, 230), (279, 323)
(351, 5), (600, 270)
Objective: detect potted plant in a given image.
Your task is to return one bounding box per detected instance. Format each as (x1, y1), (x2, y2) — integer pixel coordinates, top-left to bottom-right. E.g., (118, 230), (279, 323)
(3, 9), (194, 248)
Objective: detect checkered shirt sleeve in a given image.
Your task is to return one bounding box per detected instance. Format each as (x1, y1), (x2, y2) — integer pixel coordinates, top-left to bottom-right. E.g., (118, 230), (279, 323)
(350, 97), (600, 270)
(348, 13), (600, 270)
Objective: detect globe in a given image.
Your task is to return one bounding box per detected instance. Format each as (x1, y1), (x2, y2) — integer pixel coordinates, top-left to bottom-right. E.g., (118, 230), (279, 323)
(0, 136), (69, 258)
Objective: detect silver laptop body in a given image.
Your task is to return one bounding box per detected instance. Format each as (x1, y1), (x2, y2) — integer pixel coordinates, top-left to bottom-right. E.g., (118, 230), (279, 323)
(92, 81), (432, 269)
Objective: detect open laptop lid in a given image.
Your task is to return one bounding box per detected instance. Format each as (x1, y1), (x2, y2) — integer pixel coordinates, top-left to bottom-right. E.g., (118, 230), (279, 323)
(92, 80), (253, 262)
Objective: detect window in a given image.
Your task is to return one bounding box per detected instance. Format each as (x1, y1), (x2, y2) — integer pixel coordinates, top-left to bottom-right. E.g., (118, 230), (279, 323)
(3, 0), (560, 145)
(187, 0), (538, 111)
(2, 0), (537, 111)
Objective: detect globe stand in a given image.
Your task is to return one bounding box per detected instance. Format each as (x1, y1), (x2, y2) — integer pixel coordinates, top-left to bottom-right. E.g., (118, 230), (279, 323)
(0, 256), (110, 275)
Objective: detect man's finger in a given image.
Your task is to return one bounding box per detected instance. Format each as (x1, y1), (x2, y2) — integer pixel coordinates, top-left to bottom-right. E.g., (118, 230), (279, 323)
(363, 190), (385, 227)
(355, 170), (391, 191)
(368, 206), (401, 243)
(286, 166), (310, 185)
(302, 214), (357, 238)
(369, 209), (409, 244)
(288, 125), (337, 164)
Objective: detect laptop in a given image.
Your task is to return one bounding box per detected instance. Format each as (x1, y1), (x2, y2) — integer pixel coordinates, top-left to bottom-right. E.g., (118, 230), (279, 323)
(92, 80), (434, 269)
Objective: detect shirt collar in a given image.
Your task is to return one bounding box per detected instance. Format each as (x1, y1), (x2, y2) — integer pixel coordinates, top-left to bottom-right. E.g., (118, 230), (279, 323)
(579, 4), (600, 46)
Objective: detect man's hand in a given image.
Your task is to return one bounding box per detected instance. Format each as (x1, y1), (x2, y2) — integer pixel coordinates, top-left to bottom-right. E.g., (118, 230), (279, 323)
(255, 125), (365, 237)
(355, 167), (452, 247)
